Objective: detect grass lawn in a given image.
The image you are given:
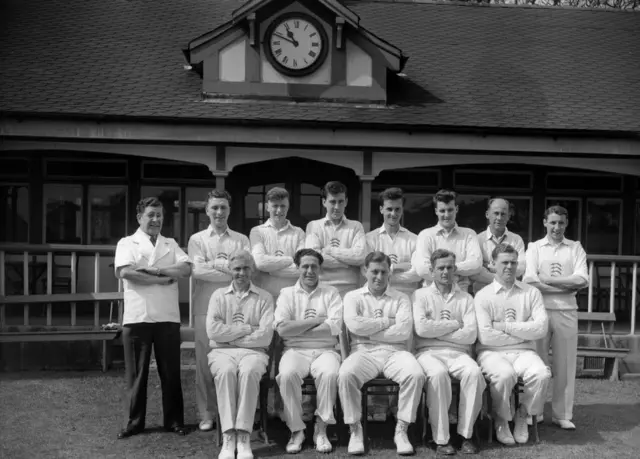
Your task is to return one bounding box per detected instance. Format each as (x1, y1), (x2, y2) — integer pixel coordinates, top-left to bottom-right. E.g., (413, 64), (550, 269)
(0, 370), (639, 459)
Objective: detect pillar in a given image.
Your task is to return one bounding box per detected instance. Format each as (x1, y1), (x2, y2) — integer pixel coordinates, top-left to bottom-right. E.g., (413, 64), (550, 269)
(359, 175), (375, 232)
(211, 171), (229, 191)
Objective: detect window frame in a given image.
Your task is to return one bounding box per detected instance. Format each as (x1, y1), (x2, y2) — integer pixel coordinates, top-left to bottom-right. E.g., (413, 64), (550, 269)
(87, 185), (129, 245)
(44, 158), (129, 180)
(502, 195), (534, 244)
(42, 183), (85, 244)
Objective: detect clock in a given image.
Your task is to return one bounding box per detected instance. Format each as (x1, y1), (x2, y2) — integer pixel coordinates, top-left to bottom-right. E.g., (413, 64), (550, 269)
(264, 12), (329, 77)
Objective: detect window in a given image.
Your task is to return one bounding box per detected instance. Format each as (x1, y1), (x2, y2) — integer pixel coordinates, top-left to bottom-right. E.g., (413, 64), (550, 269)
(46, 159), (127, 178)
(402, 193), (436, 235)
(455, 170), (533, 191)
(142, 161), (212, 180)
(140, 186), (181, 241)
(504, 197), (533, 245)
(245, 183), (285, 230)
(0, 158), (29, 178)
(88, 186), (127, 244)
(299, 183), (323, 228)
(186, 187), (213, 236)
(586, 199), (622, 255)
(546, 172), (622, 193)
(545, 198), (582, 242)
(44, 184), (83, 243)
(1, 184), (29, 242)
(457, 195), (489, 233)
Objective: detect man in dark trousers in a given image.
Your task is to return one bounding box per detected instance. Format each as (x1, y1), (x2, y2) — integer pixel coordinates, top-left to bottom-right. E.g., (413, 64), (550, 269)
(114, 196), (192, 439)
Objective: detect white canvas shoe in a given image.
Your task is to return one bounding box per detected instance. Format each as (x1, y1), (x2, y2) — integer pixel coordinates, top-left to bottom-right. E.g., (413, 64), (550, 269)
(218, 431), (236, 459)
(286, 430), (305, 454)
(236, 431), (254, 459)
(347, 422), (365, 455)
(553, 418), (576, 430)
(313, 418), (332, 453)
(513, 406), (529, 444)
(393, 420), (414, 455)
(495, 420), (516, 446)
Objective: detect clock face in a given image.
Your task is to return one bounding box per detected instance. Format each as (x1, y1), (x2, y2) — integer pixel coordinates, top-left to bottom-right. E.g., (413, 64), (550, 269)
(266, 13), (328, 76)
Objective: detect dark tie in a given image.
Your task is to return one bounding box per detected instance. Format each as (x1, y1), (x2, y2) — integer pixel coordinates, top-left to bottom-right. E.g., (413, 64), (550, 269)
(150, 235), (157, 246)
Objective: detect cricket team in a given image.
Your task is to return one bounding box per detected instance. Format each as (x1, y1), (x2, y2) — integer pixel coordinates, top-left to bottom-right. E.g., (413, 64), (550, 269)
(115, 181), (588, 458)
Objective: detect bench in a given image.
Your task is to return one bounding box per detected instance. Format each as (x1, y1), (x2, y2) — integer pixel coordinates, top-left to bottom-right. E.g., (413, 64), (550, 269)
(0, 292), (124, 372)
(573, 312), (630, 381)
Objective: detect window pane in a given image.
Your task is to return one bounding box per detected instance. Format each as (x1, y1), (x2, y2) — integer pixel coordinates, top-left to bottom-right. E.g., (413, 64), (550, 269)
(586, 199), (622, 255)
(547, 173), (621, 192)
(455, 170), (532, 190)
(141, 186), (181, 241)
(45, 184), (83, 243)
(403, 194), (436, 234)
(505, 198), (532, 245)
(300, 195), (322, 221)
(0, 159), (29, 178)
(545, 198), (581, 242)
(245, 194), (263, 220)
(88, 186), (127, 244)
(1, 185), (29, 242)
(142, 162), (211, 180)
(457, 195), (490, 233)
(186, 188), (212, 236)
(301, 183), (321, 194)
(47, 160), (127, 178)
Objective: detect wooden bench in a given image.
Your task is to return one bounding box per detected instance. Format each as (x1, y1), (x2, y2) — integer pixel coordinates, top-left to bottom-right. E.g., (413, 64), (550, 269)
(573, 312), (630, 381)
(0, 292), (124, 372)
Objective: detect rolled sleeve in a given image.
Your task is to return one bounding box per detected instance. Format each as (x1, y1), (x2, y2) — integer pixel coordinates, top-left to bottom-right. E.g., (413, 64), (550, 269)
(114, 239), (136, 271)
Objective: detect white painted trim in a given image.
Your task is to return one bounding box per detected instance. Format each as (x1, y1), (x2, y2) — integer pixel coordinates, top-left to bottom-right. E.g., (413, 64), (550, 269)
(2, 118), (639, 157)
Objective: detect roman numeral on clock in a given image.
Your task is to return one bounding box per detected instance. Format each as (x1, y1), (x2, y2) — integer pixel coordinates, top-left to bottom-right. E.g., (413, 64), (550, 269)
(274, 48), (282, 56)
(272, 40), (280, 46)
(312, 42), (319, 47)
(282, 56), (289, 65)
(309, 50), (316, 58)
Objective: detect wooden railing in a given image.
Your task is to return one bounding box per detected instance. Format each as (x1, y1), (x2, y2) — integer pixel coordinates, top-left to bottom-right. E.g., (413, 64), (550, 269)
(0, 243), (195, 330)
(0, 244), (638, 335)
(584, 255), (639, 335)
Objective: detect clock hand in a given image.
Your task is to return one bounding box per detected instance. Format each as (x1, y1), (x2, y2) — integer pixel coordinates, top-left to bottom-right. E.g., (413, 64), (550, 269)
(285, 29), (299, 47)
(273, 32), (297, 46)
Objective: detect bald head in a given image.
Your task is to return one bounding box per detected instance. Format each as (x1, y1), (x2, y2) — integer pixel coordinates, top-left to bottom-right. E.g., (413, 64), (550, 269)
(229, 250), (255, 290)
(486, 198), (510, 235)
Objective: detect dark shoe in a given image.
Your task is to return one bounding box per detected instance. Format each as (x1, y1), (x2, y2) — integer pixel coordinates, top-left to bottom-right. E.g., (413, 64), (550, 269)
(436, 443), (457, 455)
(166, 425), (188, 436)
(117, 428), (142, 439)
(460, 439), (478, 454)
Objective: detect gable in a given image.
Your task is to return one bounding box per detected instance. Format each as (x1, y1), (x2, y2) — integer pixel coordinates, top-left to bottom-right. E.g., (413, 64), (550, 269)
(184, 0), (406, 103)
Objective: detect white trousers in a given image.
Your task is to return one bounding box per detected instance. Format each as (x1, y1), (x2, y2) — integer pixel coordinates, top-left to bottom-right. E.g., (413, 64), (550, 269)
(194, 314), (216, 422)
(417, 349), (486, 444)
(277, 348), (342, 432)
(477, 350), (550, 422)
(536, 309), (578, 421)
(209, 348), (269, 434)
(338, 349), (425, 425)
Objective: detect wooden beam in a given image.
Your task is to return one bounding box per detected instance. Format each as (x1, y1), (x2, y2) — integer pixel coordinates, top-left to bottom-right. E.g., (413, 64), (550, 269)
(0, 292), (124, 305)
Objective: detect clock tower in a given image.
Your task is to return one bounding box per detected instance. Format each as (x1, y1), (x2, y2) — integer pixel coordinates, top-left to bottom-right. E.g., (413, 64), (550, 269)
(183, 0), (406, 104)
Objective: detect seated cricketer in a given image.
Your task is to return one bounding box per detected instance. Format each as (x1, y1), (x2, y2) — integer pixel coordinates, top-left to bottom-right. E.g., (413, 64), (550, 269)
(274, 248), (343, 454)
(206, 250), (275, 459)
(475, 244), (550, 446)
(339, 251), (425, 456)
(412, 249), (485, 455)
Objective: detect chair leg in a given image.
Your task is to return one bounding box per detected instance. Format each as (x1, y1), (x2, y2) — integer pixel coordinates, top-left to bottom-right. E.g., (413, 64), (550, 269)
(532, 415), (539, 443)
(260, 381), (270, 444)
(421, 390), (428, 446)
(216, 411), (222, 447)
(361, 384), (369, 453)
(335, 396), (344, 445)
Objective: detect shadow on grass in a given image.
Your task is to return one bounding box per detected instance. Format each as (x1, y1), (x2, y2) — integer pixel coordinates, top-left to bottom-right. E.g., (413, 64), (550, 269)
(0, 369), (124, 381)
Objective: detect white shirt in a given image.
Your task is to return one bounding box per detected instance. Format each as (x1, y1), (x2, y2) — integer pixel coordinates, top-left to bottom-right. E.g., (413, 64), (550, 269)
(473, 226), (526, 293)
(114, 228), (191, 325)
(364, 225), (421, 294)
(523, 237), (589, 310)
(343, 285), (413, 353)
(412, 223), (482, 291)
(305, 216), (367, 288)
(188, 225), (251, 315)
(412, 283), (477, 354)
(206, 282), (274, 352)
(475, 280), (548, 354)
(249, 219), (305, 298)
(274, 281), (343, 350)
